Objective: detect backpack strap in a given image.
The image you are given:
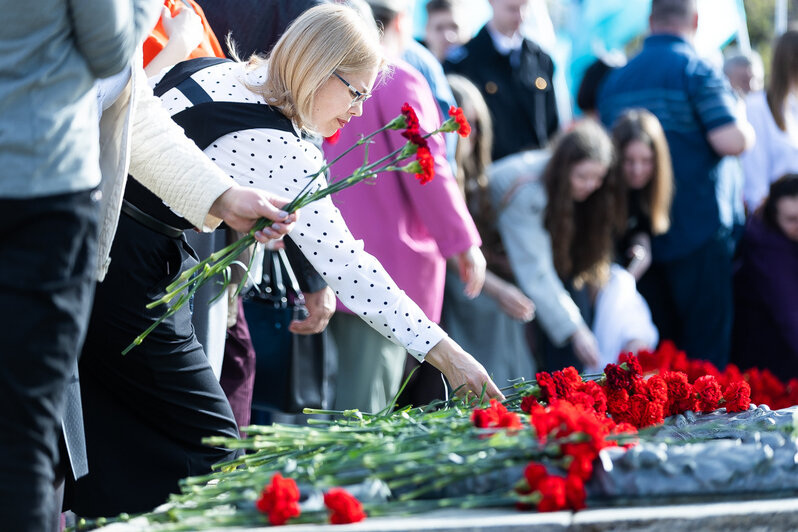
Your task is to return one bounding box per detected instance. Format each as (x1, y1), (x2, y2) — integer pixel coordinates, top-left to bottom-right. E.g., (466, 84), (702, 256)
(171, 101), (297, 151)
(152, 57), (231, 99)
(126, 57), (297, 232)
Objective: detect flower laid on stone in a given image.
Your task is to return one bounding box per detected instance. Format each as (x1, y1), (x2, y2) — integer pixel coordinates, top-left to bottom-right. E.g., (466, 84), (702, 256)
(72, 343), (798, 531)
(324, 488), (367, 524)
(255, 473), (300, 526)
(122, 103), (470, 354)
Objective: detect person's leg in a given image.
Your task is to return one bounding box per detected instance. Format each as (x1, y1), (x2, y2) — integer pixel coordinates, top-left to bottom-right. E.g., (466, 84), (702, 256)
(636, 262), (679, 348)
(0, 190), (98, 532)
(330, 313), (405, 413)
(66, 217), (238, 518)
(664, 233), (734, 369)
(537, 281), (592, 373)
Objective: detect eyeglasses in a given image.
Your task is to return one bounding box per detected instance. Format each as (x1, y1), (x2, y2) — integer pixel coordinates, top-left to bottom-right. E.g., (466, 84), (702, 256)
(332, 72), (372, 107)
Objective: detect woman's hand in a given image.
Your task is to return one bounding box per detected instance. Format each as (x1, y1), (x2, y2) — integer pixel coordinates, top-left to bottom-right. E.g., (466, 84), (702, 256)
(143, 5), (204, 77)
(626, 232), (652, 282)
(160, 5), (204, 55)
(495, 282), (535, 322)
(289, 286), (335, 335)
(424, 337), (504, 400)
(209, 185), (297, 242)
(570, 325), (600, 369)
(455, 245), (486, 299)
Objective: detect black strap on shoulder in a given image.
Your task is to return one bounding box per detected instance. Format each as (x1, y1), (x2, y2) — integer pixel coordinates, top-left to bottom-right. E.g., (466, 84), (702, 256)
(128, 56), (299, 231)
(171, 101), (297, 151)
(153, 57), (231, 98)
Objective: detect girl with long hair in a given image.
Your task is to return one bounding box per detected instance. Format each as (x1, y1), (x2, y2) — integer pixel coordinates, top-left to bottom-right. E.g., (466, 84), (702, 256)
(489, 120), (619, 372)
(610, 108), (674, 281)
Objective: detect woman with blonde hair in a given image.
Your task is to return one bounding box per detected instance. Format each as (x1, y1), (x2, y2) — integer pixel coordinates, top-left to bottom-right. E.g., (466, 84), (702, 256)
(610, 108), (674, 281)
(70, 3), (501, 518)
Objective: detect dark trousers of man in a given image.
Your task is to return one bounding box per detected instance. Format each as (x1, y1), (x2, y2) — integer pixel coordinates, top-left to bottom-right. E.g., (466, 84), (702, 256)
(0, 189), (98, 532)
(639, 230), (734, 369)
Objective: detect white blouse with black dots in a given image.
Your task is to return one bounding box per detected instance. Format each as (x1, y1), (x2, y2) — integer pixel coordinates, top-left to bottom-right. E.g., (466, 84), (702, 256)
(154, 61), (446, 361)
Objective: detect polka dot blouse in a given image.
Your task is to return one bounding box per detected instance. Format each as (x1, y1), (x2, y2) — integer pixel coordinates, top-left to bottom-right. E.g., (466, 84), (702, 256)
(156, 61), (446, 361)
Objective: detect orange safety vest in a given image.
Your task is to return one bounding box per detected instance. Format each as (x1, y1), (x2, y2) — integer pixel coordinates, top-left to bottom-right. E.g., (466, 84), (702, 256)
(142, 0), (225, 67)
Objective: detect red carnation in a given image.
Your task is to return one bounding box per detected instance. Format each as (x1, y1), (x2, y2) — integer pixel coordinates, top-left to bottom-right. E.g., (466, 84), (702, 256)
(663, 371), (696, 416)
(324, 488), (366, 524)
(627, 393), (665, 428)
(520, 394), (539, 413)
(536, 475), (567, 512)
(618, 352), (643, 378)
(448, 106), (471, 137)
(401, 102), (419, 131)
(414, 146), (435, 184)
(536, 371), (558, 402)
(723, 381), (752, 412)
(604, 363), (636, 393)
(255, 473), (301, 526)
(324, 130), (342, 145)
(565, 474), (587, 510)
(567, 451), (594, 482)
(578, 380), (607, 416)
(694, 375), (722, 413)
(605, 387), (630, 418)
(523, 462), (548, 492)
(401, 128), (428, 149)
(471, 399), (520, 430)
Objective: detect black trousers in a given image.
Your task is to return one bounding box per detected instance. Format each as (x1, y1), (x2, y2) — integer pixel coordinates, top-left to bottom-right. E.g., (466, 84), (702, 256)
(0, 190), (99, 532)
(536, 281), (593, 374)
(65, 214), (239, 517)
(640, 230), (735, 369)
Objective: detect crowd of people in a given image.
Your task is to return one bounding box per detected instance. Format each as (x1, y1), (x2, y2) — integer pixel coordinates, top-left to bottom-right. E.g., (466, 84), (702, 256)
(1, 0), (797, 529)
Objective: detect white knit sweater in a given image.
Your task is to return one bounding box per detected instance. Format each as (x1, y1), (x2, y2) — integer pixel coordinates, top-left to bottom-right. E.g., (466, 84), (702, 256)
(96, 63), (233, 281)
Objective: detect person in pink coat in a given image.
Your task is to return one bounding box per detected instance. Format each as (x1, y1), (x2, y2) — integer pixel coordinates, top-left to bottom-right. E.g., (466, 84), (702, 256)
(323, 0), (484, 412)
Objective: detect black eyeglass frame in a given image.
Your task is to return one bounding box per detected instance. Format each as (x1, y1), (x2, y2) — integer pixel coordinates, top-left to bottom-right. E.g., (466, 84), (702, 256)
(332, 72), (372, 106)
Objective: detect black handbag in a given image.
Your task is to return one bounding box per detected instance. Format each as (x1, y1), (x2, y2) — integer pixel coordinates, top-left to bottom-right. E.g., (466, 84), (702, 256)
(243, 249), (335, 414)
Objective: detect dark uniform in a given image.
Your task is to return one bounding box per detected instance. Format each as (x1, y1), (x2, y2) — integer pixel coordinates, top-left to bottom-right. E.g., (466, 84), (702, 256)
(445, 26), (559, 161)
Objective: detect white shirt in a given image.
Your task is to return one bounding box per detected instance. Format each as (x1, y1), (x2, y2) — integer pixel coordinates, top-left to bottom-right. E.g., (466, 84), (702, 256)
(741, 90), (798, 210)
(486, 24), (524, 56)
(157, 61), (446, 361)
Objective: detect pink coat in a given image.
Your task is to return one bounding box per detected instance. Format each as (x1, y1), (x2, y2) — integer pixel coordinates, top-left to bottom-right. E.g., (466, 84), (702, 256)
(323, 60), (480, 322)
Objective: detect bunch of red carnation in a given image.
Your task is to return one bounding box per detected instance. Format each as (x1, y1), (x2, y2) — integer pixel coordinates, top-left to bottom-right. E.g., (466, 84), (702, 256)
(637, 341), (780, 409)
(255, 474), (366, 525)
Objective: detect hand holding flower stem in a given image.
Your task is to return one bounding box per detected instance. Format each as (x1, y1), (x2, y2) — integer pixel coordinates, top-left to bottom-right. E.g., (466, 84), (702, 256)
(123, 105), (470, 354)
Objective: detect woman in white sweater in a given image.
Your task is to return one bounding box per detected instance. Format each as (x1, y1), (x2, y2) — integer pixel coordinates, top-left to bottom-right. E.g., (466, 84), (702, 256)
(68, 3), (500, 518)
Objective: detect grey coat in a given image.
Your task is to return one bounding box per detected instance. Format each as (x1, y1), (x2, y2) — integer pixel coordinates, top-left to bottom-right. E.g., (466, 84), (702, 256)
(488, 150), (586, 346)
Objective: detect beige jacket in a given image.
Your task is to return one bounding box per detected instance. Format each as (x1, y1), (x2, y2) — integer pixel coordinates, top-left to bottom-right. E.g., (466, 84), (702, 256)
(96, 62), (233, 280)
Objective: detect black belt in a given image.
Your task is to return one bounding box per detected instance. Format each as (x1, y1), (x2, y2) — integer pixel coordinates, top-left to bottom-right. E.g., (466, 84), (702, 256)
(121, 199), (184, 239)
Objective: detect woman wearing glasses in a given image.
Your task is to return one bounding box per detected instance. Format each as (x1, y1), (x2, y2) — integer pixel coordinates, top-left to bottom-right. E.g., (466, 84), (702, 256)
(69, 3), (501, 518)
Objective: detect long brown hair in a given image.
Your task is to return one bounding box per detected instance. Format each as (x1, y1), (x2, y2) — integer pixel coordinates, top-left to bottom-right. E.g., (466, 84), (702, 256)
(447, 74), (494, 221)
(543, 120), (617, 288)
(611, 108), (674, 235)
(767, 29), (798, 132)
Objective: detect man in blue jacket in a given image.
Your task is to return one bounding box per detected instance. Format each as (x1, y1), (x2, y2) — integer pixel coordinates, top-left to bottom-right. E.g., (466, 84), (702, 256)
(598, 0), (754, 369)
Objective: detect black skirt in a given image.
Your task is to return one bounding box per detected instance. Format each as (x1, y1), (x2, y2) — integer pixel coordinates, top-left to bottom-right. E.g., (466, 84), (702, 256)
(64, 213), (239, 517)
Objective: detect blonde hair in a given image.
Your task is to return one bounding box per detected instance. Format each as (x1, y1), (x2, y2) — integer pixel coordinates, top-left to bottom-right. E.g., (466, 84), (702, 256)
(242, 4), (385, 132)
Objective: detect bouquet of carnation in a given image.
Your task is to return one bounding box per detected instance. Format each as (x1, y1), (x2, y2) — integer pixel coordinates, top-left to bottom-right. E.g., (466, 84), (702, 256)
(123, 104), (471, 354)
